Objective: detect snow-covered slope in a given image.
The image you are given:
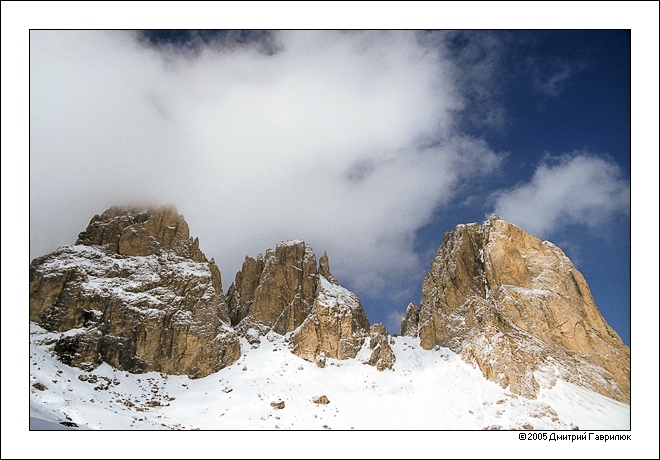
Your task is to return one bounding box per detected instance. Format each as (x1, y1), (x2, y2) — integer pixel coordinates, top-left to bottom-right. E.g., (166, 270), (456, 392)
(29, 322), (629, 431)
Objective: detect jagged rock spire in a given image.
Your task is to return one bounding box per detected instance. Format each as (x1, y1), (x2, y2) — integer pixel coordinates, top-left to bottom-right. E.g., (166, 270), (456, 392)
(400, 302), (420, 337)
(318, 250), (338, 284)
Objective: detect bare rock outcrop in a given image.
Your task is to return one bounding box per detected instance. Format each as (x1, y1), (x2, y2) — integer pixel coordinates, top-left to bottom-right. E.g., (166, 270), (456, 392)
(227, 240), (318, 335)
(365, 323), (396, 371)
(312, 395), (330, 405)
(417, 215), (630, 403)
(289, 276), (370, 362)
(226, 254), (265, 327)
(318, 251), (338, 285)
(29, 205), (240, 378)
(400, 302), (420, 337)
(228, 242), (371, 364)
(75, 204), (206, 261)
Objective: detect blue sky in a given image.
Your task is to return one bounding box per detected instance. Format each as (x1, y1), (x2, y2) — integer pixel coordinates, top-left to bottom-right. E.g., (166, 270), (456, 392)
(28, 30), (632, 344)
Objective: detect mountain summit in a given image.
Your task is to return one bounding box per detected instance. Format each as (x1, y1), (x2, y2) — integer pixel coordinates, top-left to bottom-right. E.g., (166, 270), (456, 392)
(402, 214), (630, 403)
(29, 205), (240, 378)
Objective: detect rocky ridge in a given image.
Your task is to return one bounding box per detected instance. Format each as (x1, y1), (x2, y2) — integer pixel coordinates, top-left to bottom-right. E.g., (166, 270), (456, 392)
(289, 276), (371, 364)
(400, 302), (420, 338)
(30, 206), (378, 378)
(30, 205), (630, 402)
(365, 323), (396, 371)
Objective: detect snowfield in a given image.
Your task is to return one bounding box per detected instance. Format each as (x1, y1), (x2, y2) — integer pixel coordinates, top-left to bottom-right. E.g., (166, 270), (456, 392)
(29, 323), (629, 431)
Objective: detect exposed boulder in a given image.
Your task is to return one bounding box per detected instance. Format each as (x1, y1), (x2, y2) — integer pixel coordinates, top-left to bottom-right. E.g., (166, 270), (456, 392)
(312, 395), (330, 405)
(29, 205), (240, 378)
(400, 302), (420, 337)
(290, 276), (370, 362)
(270, 401), (285, 409)
(365, 323), (396, 371)
(418, 215), (630, 403)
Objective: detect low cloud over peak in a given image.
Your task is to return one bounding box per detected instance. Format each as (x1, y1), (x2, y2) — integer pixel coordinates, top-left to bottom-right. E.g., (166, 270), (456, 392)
(30, 30), (503, 300)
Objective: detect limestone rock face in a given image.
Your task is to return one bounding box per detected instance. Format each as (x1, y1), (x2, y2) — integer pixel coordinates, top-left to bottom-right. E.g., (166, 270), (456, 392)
(226, 254), (265, 327)
(400, 302), (420, 337)
(418, 215), (630, 403)
(365, 323), (396, 371)
(29, 205), (240, 378)
(228, 240), (318, 335)
(228, 242), (371, 363)
(290, 276), (370, 362)
(318, 251), (338, 285)
(75, 204), (206, 261)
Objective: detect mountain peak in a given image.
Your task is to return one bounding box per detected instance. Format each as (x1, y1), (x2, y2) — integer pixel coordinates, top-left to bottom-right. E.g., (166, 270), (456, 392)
(74, 203), (207, 261)
(30, 204), (239, 378)
(409, 218), (630, 403)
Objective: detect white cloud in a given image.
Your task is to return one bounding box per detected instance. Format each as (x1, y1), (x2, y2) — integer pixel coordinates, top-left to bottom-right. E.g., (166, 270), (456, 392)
(30, 30), (502, 299)
(490, 153), (630, 237)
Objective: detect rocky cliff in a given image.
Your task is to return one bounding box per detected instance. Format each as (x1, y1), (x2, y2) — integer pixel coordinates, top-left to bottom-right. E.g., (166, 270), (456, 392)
(227, 240), (318, 335)
(29, 205), (240, 378)
(289, 276), (371, 364)
(406, 215), (630, 403)
(227, 241), (371, 364)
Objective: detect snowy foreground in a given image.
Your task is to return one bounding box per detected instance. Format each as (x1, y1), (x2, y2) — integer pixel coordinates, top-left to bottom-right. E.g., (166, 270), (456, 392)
(29, 323), (629, 431)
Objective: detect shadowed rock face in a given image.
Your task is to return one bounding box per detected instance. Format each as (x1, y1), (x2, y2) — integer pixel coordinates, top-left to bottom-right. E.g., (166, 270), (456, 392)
(29, 205), (240, 378)
(409, 215), (630, 403)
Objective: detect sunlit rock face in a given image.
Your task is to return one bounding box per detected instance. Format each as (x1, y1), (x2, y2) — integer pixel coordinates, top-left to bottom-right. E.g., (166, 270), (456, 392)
(409, 215), (630, 403)
(29, 205), (240, 378)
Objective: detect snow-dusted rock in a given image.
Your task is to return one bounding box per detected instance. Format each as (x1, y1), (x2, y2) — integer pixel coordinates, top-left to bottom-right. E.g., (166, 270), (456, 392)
(417, 214), (630, 403)
(227, 241), (371, 364)
(29, 205), (240, 378)
(400, 302), (420, 338)
(290, 277), (370, 362)
(312, 395), (330, 405)
(365, 323), (395, 371)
